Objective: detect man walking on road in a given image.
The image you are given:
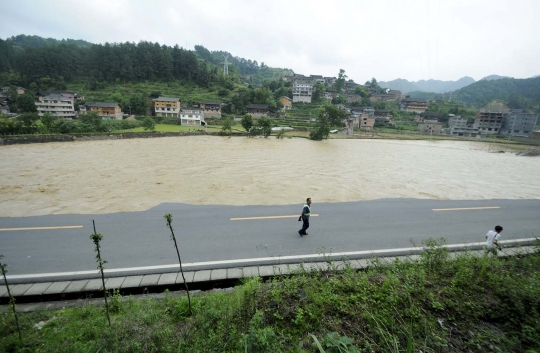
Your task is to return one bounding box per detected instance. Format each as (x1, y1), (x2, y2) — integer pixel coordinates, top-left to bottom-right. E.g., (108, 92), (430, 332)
(298, 198), (312, 237)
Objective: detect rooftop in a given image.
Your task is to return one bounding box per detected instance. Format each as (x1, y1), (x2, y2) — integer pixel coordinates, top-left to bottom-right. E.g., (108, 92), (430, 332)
(84, 102), (120, 108)
(247, 104), (270, 109)
(153, 97), (180, 102)
(201, 100), (222, 105)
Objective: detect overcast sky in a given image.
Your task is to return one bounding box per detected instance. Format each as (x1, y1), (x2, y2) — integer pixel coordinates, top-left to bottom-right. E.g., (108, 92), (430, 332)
(1, 0), (539, 83)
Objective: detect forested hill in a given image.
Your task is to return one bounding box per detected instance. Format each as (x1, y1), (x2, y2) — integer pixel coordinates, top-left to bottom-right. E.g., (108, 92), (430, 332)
(379, 76), (475, 93)
(6, 34), (93, 50)
(452, 76), (540, 110)
(0, 35), (291, 91)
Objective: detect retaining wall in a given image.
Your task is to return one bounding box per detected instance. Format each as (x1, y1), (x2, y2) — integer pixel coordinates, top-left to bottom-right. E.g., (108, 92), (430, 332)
(0, 131), (244, 145)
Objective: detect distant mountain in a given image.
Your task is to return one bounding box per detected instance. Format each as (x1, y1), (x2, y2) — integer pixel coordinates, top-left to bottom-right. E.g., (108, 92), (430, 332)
(6, 34), (94, 50)
(379, 76), (475, 93)
(452, 76), (540, 110)
(480, 74), (511, 81)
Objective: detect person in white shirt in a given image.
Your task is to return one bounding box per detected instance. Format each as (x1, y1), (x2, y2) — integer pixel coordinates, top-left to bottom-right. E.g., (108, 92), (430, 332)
(485, 225), (503, 255)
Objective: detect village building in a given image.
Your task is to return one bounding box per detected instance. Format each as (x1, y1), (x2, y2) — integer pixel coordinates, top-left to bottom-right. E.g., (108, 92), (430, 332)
(448, 114), (468, 128)
(246, 104), (271, 117)
(278, 96), (292, 110)
(79, 102), (123, 120)
(324, 77), (337, 86)
(310, 75), (325, 84)
(418, 122), (443, 135)
(1, 86), (26, 95)
(199, 100), (222, 118)
(292, 77), (313, 103)
(324, 89), (338, 101)
(473, 111), (505, 135)
(153, 97), (181, 118)
(450, 126), (479, 137)
(180, 107), (205, 126)
(34, 93), (76, 120)
(359, 115), (376, 131)
(400, 99), (428, 113)
(499, 109), (538, 137)
(0, 96), (12, 114)
(420, 112), (440, 123)
(360, 106), (375, 117)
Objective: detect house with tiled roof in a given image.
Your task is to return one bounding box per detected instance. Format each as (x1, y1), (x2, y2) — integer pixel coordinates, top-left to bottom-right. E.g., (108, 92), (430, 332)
(199, 100), (222, 118)
(246, 104), (270, 117)
(80, 102), (123, 120)
(153, 97), (181, 118)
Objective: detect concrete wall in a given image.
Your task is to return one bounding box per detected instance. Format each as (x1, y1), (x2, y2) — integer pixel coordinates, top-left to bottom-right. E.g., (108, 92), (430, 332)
(0, 131), (233, 146)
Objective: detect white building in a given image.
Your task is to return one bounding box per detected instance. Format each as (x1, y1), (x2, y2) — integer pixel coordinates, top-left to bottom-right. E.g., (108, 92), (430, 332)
(180, 107), (205, 126)
(292, 79), (313, 103)
(34, 93), (76, 120)
(448, 115), (468, 128)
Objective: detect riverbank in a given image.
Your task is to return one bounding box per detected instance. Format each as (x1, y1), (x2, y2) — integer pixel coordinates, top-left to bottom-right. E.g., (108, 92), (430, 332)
(2, 242), (539, 352)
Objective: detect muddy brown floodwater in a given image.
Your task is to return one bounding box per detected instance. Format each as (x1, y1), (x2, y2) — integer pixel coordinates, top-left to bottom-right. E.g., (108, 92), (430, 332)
(1, 136), (539, 217)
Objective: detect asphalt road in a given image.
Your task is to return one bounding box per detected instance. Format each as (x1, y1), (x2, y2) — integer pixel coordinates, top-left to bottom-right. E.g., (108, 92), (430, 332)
(1, 199), (539, 279)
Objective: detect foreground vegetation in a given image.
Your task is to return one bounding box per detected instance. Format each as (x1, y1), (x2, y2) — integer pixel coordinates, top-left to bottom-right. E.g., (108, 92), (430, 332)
(2, 241), (540, 352)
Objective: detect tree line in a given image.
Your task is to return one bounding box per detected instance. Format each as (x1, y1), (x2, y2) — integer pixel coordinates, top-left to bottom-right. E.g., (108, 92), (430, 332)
(0, 37), (292, 91)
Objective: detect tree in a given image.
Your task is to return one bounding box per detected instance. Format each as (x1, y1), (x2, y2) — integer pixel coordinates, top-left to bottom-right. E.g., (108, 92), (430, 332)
(15, 93), (37, 113)
(16, 112), (39, 134)
(334, 69), (347, 93)
(323, 104), (347, 126)
(241, 114), (253, 132)
(258, 117), (272, 138)
(310, 112), (331, 141)
(221, 116), (232, 135)
(312, 82), (327, 101)
(142, 117), (155, 131)
(80, 111), (102, 129)
(127, 94), (147, 116)
(41, 112), (54, 130)
(355, 86), (369, 98)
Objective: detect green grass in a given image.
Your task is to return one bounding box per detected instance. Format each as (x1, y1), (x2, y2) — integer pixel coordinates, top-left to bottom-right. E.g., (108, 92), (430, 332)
(2, 240), (540, 352)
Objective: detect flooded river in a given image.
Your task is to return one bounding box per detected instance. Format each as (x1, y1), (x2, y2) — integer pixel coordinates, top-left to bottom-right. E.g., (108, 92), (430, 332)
(1, 136), (539, 217)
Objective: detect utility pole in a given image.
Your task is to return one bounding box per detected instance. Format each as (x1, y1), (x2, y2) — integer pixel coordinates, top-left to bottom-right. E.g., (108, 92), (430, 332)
(221, 55), (230, 77)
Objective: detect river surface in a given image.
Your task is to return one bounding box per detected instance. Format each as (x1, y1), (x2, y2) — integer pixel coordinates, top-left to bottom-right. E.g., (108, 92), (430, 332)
(1, 136), (539, 217)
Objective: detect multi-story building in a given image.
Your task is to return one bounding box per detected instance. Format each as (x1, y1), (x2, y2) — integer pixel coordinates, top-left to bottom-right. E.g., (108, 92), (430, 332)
(292, 78), (313, 103)
(180, 107), (205, 126)
(361, 107), (375, 117)
(418, 123), (443, 135)
(35, 93), (76, 120)
(199, 100), (222, 118)
(499, 109), (538, 137)
(473, 111), (505, 135)
(153, 97), (181, 118)
(448, 114), (468, 128)
(400, 99), (428, 113)
(80, 102), (123, 120)
(359, 115), (375, 131)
